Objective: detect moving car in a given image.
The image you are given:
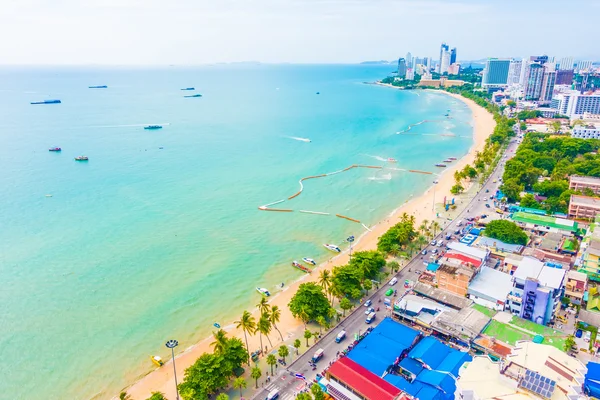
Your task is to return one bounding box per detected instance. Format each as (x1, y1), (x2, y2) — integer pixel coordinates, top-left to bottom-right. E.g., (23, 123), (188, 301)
(485, 203), (491, 208)
(421, 250), (427, 255)
(366, 312), (376, 324)
(335, 331), (346, 343)
(267, 389), (280, 400)
(364, 299), (372, 308)
(365, 307), (375, 315)
(312, 349), (324, 362)
(430, 240), (437, 246)
(389, 277), (398, 286)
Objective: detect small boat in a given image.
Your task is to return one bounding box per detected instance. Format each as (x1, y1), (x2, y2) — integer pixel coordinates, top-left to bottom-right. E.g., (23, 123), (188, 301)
(184, 94), (202, 98)
(443, 159), (452, 163)
(256, 287), (271, 297)
(435, 163), (446, 168)
(316, 92), (320, 95)
(387, 158), (397, 163)
(302, 257), (316, 266)
(324, 244), (341, 253)
(144, 125), (163, 130)
(292, 261), (312, 273)
(31, 99), (61, 105)
(444, 113), (449, 117)
(88, 85), (108, 89)
(448, 157), (457, 160)
(213, 322), (221, 328)
(75, 156), (89, 161)
(181, 87), (195, 91)
(151, 355), (164, 367)
(49, 147), (62, 152)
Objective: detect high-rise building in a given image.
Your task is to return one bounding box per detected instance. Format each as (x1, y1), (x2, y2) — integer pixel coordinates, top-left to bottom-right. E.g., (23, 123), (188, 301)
(450, 48), (457, 65)
(440, 51), (451, 74)
(425, 57), (431, 72)
(406, 68), (415, 81)
(558, 57), (574, 70)
(576, 60), (594, 72)
(524, 63), (545, 100)
(406, 52), (412, 69)
(447, 63), (460, 75)
(556, 69), (575, 85)
(540, 64), (557, 103)
(507, 59), (523, 85)
(397, 58), (407, 77)
(551, 90), (600, 118)
(482, 58), (511, 88)
(530, 55), (549, 65)
(439, 43), (449, 73)
(519, 58), (530, 86)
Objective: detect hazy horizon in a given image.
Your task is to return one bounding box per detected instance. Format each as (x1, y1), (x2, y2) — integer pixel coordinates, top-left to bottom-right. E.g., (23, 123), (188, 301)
(1, 0), (598, 65)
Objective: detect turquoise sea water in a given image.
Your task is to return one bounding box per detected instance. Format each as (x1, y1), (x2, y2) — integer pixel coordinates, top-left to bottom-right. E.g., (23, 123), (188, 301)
(0, 65), (472, 400)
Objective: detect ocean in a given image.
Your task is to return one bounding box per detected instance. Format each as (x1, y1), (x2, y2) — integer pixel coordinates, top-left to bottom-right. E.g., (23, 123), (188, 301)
(0, 64), (472, 400)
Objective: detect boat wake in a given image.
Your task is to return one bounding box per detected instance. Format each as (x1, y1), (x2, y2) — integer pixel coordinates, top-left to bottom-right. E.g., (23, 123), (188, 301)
(86, 123), (171, 129)
(396, 119), (445, 134)
(368, 173), (392, 181)
(287, 136), (311, 143)
(365, 154), (387, 162)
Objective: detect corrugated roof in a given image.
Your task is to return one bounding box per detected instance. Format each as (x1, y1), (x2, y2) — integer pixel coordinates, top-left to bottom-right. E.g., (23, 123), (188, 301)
(512, 212), (578, 232)
(447, 242), (488, 260)
(468, 266), (513, 302)
(328, 357), (402, 400)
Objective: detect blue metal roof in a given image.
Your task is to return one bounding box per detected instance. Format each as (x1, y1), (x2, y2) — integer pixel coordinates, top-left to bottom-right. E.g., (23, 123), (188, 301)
(585, 362), (600, 398)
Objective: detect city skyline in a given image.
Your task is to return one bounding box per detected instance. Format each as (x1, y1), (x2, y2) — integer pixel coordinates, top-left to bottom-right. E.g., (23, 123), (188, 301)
(0, 0), (598, 65)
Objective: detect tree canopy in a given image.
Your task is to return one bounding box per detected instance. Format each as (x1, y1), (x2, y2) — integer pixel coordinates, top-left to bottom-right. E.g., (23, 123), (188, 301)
(331, 264), (363, 300)
(377, 217), (416, 255)
(288, 283), (332, 323)
(484, 220), (528, 245)
(348, 250), (386, 280)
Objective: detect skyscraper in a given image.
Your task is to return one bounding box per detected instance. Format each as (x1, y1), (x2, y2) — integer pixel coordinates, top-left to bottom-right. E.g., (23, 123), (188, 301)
(482, 58), (511, 88)
(450, 48), (457, 65)
(524, 63), (545, 100)
(558, 57), (574, 70)
(576, 60), (594, 72)
(397, 58), (407, 77)
(439, 43), (449, 73)
(540, 64), (557, 103)
(507, 59), (523, 86)
(406, 52), (412, 69)
(530, 55), (549, 65)
(440, 50), (451, 74)
(556, 69), (575, 85)
(519, 58), (530, 86)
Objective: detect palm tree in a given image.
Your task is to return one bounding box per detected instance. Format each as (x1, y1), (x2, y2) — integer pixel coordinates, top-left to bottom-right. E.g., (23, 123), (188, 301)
(298, 307), (310, 328)
(389, 243), (401, 256)
(269, 305), (284, 341)
(293, 339), (301, 355)
(315, 316), (326, 335)
(258, 313), (273, 349)
(233, 377), (247, 398)
(430, 221), (441, 237)
(251, 366), (262, 388)
(266, 354), (277, 375)
(312, 331), (319, 343)
(303, 329), (312, 347)
(235, 310), (256, 363)
(210, 329), (228, 354)
(215, 394), (229, 400)
(318, 270), (332, 301)
(416, 234), (428, 249)
(278, 345), (290, 363)
(257, 297), (270, 315)
(119, 392), (131, 400)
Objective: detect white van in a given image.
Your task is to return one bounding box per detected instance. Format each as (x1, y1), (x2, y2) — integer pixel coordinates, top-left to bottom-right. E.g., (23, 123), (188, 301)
(267, 389), (279, 400)
(389, 277), (398, 286)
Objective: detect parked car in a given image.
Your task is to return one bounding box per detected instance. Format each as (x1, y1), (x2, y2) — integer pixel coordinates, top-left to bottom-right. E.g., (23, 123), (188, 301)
(485, 203), (491, 208)
(389, 277), (398, 286)
(430, 240), (437, 246)
(431, 249), (439, 254)
(437, 240), (444, 247)
(421, 249), (427, 255)
(364, 299), (372, 308)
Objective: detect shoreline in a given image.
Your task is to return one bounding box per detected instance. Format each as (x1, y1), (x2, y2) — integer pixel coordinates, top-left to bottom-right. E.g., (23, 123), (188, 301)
(124, 89), (496, 400)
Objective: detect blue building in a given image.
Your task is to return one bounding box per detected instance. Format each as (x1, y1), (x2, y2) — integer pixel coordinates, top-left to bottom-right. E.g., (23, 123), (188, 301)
(482, 58), (510, 89)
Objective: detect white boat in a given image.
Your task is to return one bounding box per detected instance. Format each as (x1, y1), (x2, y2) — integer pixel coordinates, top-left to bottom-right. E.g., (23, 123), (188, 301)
(256, 287), (271, 297)
(324, 244), (341, 253)
(387, 158), (397, 163)
(302, 257), (316, 265)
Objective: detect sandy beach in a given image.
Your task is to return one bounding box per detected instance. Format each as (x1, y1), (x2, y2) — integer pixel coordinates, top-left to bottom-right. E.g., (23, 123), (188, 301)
(124, 89), (496, 400)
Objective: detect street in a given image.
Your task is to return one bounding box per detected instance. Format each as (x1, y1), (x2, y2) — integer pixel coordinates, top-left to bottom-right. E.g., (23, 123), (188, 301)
(252, 136), (520, 400)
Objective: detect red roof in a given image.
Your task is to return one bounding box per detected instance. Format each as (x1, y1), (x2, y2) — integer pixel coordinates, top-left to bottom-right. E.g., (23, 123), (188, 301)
(327, 357), (402, 400)
(444, 252), (481, 267)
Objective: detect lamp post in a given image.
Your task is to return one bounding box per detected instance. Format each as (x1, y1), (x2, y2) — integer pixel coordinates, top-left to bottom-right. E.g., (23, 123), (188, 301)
(432, 180), (438, 214)
(165, 339), (180, 400)
(347, 235), (355, 259)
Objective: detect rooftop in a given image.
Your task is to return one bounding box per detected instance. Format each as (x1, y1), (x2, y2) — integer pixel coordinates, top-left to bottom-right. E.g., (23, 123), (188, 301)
(475, 236), (524, 254)
(513, 257), (566, 289)
(447, 241), (488, 261)
(512, 212), (578, 233)
(328, 356), (402, 400)
(413, 282), (474, 310)
(567, 269), (587, 282)
(458, 356), (531, 400)
(468, 266), (514, 303)
(437, 263), (475, 279)
(432, 306), (491, 341)
(570, 194), (600, 208)
(570, 175), (600, 185)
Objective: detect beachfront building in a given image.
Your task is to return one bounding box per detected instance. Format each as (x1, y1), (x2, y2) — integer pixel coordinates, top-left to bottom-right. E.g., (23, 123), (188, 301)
(417, 77), (465, 88)
(507, 59), (523, 86)
(524, 63), (545, 100)
(482, 58), (511, 89)
(397, 58), (407, 78)
(511, 211), (578, 235)
(507, 257), (566, 325)
(467, 266), (513, 311)
(564, 270), (587, 305)
(458, 343), (587, 400)
(569, 175), (600, 194)
(568, 194), (600, 220)
(572, 123), (600, 139)
(551, 90), (600, 119)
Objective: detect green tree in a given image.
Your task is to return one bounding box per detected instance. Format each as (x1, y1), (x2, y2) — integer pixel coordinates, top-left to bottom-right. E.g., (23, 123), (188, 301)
(484, 220), (528, 245)
(223, 337), (249, 372)
(266, 354), (277, 375)
(564, 335), (576, 352)
(506, 100), (516, 108)
(278, 344), (290, 363)
(233, 377), (247, 398)
(315, 315), (327, 334)
(257, 313), (273, 350)
(288, 283), (331, 323)
(251, 366), (262, 389)
(303, 329), (312, 347)
(215, 394), (229, 400)
(178, 352), (232, 399)
(119, 393), (132, 400)
(387, 261), (400, 273)
(293, 339), (301, 355)
(269, 305), (284, 341)
(296, 393), (313, 400)
(318, 270), (332, 303)
(348, 250), (386, 280)
(146, 392), (167, 400)
(520, 122), (527, 130)
(520, 193), (541, 209)
(311, 383), (326, 400)
(450, 183), (464, 194)
(362, 279), (372, 294)
(211, 329), (228, 355)
(234, 310), (256, 364)
(257, 297), (270, 315)
(339, 298), (352, 316)
(331, 265), (363, 300)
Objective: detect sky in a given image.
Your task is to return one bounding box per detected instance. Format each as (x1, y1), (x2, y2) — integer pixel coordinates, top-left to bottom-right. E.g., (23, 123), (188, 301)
(0, 0), (598, 65)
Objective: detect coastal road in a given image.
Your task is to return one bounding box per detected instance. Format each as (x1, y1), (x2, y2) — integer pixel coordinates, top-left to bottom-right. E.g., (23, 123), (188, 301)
(253, 137), (520, 400)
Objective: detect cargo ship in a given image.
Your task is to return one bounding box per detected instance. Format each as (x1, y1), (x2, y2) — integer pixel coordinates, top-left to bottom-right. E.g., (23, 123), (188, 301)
(31, 99), (61, 105)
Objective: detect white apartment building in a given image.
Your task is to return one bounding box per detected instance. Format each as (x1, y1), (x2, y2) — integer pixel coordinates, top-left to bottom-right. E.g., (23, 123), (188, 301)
(571, 123), (600, 139)
(558, 56), (574, 70)
(576, 60), (594, 72)
(551, 91), (600, 118)
(440, 50), (451, 74)
(507, 59), (523, 86)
